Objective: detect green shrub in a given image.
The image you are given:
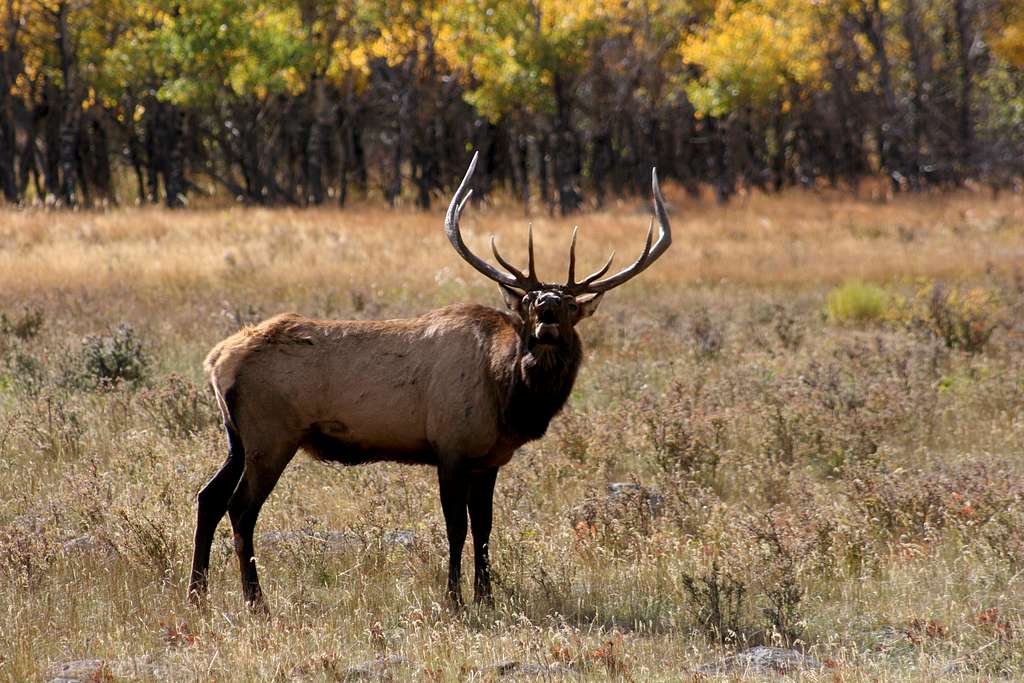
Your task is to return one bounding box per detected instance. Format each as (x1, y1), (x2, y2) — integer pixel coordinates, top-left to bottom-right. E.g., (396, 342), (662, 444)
(138, 373), (220, 437)
(825, 280), (890, 324)
(2, 350), (46, 397)
(0, 307), (44, 342)
(909, 282), (1003, 353)
(67, 324), (149, 390)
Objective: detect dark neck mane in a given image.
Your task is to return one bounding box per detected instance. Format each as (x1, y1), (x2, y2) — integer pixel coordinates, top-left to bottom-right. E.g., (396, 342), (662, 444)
(501, 331), (583, 442)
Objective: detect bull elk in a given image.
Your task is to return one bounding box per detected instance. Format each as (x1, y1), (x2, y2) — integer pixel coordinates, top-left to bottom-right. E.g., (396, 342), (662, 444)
(188, 152), (671, 610)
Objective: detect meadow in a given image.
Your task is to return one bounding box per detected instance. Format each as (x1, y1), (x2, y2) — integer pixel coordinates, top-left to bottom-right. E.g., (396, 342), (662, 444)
(1, 187), (1023, 681)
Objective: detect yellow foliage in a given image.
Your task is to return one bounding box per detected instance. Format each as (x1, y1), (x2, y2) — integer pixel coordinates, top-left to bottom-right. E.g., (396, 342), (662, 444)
(893, 282), (1006, 353)
(991, 4), (1024, 66)
(826, 280), (891, 325)
(680, 0), (829, 115)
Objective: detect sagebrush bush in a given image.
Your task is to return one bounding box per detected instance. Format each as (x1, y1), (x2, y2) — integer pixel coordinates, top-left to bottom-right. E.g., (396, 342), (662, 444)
(66, 323), (149, 389)
(689, 307), (725, 359)
(826, 280), (890, 324)
(137, 373), (220, 437)
(845, 461), (1024, 543)
(642, 382), (723, 481)
(20, 394), (85, 460)
(771, 303), (805, 351)
(675, 507), (812, 645)
(679, 557), (750, 643)
(0, 306), (44, 342)
(2, 349), (47, 396)
(901, 282), (1004, 353)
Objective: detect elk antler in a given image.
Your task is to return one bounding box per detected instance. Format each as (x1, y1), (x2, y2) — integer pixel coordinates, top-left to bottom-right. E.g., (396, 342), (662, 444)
(447, 153), (671, 294)
(445, 152), (541, 291)
(565, 168), (671, 294)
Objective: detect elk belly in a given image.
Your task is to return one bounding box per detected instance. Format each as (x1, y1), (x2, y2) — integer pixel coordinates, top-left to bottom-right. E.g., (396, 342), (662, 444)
(300, 423), (437, 466)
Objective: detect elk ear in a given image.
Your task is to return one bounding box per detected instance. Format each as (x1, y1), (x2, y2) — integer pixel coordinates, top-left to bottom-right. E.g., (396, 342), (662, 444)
(499, 284), (526, 318)
(573, 292), (604, 321)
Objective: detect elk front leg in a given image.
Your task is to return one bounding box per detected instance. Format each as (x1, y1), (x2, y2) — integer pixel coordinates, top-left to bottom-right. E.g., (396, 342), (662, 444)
(438, 464), (470, 607)
(468, 468), (498, 605)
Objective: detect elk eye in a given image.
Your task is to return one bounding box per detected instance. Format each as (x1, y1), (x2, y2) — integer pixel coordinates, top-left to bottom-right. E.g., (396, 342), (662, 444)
(568, 301), (579, 311)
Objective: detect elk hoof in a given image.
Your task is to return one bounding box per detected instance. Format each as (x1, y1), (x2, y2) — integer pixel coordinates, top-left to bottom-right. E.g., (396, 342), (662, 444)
(186, 581), (209, 608)
(246, 597), (270, 617)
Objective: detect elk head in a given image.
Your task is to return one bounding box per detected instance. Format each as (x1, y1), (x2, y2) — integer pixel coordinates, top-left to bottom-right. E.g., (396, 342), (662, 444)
(445, 152), (672, 349)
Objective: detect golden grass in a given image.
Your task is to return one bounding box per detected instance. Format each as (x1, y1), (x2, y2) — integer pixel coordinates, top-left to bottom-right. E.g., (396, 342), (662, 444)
(2, 188), (1020, 301)
(0, 189), (1023, 681)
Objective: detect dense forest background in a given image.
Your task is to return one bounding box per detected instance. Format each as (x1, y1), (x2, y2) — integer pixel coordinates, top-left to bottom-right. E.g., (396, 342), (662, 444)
(1, 0), (1023, 212)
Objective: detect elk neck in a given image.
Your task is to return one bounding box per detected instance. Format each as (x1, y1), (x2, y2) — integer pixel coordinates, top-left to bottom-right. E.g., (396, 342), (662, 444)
(500, 326), (583, 442)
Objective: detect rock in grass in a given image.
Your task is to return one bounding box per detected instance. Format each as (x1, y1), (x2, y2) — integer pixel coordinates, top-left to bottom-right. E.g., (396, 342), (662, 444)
(48, 659), (112, 683)
(60, 534), (118, 559)
(340, 655), (411, 680)
(476, 660), (579, 678)
(48, 656), (175, 682)
(696, 646), (824, 675)
(607, 482), (663, 518)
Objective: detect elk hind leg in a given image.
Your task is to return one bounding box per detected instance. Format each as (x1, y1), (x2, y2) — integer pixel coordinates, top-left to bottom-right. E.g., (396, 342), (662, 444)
(188, 421), (245, 603)
(468, 468), (498, 605)
(228, 439), (297, 611)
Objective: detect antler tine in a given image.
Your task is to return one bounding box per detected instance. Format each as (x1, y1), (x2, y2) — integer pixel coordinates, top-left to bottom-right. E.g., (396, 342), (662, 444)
(579, 251), (615, 286)
(445, 152), (528, 289)
(566, 225), (617, 289)
(527, 224), (536, 282)
(565, 226), (579, 286)
(572, 167), (672, 294)
(490, 237), (529, 282)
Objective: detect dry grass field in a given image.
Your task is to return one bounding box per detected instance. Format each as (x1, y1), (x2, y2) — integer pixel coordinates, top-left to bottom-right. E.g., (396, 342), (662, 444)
(1, 187), (1024, 681)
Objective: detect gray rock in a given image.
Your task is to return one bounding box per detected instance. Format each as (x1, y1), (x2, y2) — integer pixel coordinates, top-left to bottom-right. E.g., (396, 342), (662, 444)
(940, 659), (973, 676)
(48, 656), (173, 682)
(607, 482), (664, 517)
(476, 661), (578, 678)
(696, 646), (824, 676)
(340, 655), (410, 681)
(48, 658), (115, 682)
(61, 535), (117, 558)
(507, 662), (578, 678)
(381, 530), (416, 547)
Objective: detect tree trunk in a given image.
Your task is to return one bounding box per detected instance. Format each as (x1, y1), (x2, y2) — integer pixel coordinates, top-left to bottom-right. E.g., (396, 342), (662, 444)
(144, 100), (161, 203)
(508, 128), (529, 213)
(306, 76), (328, 205)
(127, 109), (147, 204)
(533, 133), (555, 215)
(164, 106), (186, 207)
(551, 73), (581, 215)
(708, 116), (735, 203)
(56, 0), (79, 206)
(18, 116), (38, 200)
(589, 130), (612, 209)
(953, 0), (974, 173)
(0, 55), (18, 202)
(857, 0), (906, 190)
(42, 79), (61, 200)
(336, 106), (353, 207)
(901, 0), (930, 189)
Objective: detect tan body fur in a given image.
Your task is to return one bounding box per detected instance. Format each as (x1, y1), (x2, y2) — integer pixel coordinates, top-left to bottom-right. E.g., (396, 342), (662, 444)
(205, 305), (528, 472)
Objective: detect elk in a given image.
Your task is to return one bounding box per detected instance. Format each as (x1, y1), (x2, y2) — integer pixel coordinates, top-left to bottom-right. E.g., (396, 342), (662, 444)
(188, 152), (671, 610)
